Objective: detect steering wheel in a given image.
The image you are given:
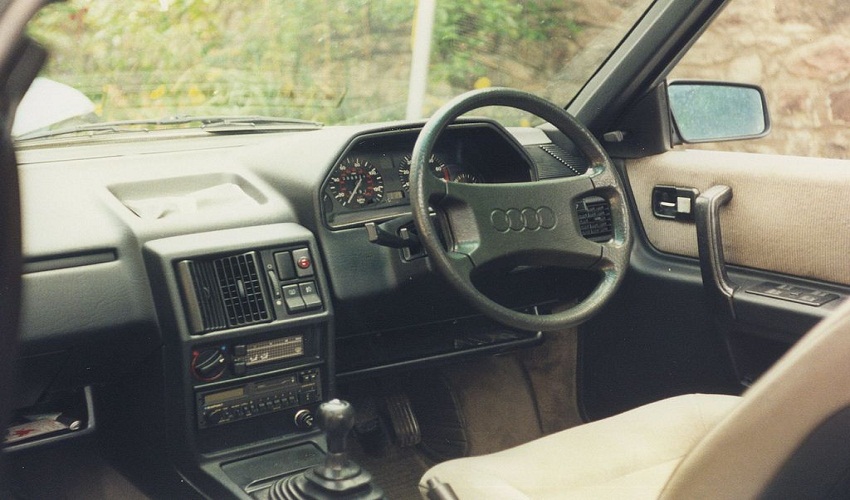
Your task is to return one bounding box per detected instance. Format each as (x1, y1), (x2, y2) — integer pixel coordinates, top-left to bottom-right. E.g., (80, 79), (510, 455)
(409, 88), (632, 332)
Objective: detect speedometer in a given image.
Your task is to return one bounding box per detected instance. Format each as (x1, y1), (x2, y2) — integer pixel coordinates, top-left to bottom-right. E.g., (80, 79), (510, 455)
(327, 157), (385, 208)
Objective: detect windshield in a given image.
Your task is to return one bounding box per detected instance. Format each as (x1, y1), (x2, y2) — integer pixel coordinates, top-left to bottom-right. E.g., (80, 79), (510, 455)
(23, 0), (653, 137)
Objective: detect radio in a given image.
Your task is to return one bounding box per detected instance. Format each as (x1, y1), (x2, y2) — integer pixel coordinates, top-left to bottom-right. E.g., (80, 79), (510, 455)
(196, 368), (321, 429)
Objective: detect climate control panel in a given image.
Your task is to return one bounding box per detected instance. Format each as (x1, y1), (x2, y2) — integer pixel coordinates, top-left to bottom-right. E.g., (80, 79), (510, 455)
(190, 330), (319, 383)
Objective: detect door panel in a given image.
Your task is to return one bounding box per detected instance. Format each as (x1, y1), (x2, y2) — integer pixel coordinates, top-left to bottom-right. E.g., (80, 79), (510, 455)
(579, 149), (850, 420)
(627, 150), (850, 285)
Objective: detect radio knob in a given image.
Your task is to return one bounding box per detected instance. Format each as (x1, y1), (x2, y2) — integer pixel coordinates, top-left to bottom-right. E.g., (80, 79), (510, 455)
(294, 409), (315, 430)
(205, 408), (223, 426)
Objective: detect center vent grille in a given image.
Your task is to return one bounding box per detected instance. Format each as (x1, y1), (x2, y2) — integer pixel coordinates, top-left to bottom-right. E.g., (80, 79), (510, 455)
(576, 197), (614, 242)
(179, 252), (272, 335)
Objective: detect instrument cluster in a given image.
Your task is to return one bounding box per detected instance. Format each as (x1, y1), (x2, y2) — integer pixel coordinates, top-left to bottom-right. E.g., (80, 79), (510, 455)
(321, 123), (532, 229)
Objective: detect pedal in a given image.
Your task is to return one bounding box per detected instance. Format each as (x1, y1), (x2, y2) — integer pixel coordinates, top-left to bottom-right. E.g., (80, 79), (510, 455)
(350, 395), (388, 456)
(384, 392), (421, 447)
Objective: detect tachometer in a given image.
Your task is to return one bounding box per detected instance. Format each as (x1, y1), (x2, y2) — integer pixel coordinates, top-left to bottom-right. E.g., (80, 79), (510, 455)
(328, 157), (385, 208)
(398, 153), (481, 188)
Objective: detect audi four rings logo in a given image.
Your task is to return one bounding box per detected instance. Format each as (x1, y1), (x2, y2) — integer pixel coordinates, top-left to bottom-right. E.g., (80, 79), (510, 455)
(490, 207), (557, 232)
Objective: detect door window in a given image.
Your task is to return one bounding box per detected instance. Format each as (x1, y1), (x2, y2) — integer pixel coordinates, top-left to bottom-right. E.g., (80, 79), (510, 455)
(669, 0), (850, 159)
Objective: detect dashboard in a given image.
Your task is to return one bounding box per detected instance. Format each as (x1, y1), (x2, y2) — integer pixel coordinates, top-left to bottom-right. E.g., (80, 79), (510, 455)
(15, 119), (590, 376)
(10, 118), (601, 495)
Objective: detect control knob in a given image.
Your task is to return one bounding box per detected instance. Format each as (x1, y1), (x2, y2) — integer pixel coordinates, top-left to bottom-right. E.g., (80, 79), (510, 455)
(294, 409), (315, 430)
(192, 348), (227, 381)
(205, 408), (224, 426)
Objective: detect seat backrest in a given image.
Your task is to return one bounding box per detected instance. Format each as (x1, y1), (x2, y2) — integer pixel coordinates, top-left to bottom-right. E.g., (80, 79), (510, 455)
(661, 297), (850, 499)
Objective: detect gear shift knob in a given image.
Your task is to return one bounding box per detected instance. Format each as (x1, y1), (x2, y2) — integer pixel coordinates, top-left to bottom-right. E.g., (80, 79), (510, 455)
(318, 398), (354, 456)
(268, 398), (384, 499)
(315, 399), (360, 481)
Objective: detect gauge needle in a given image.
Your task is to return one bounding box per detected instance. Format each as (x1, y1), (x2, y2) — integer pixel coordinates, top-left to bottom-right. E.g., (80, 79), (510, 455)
(348, 178), (363, 205)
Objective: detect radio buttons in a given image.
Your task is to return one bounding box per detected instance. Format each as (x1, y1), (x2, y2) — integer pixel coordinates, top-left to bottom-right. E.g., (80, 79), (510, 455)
(196, 369), (322, 429)
(298, 369), (319, 383)
(298, 391), (319, 405)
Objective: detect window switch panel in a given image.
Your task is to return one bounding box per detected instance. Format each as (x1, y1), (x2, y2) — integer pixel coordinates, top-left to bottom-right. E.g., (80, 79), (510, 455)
(746, 281), (839, 307)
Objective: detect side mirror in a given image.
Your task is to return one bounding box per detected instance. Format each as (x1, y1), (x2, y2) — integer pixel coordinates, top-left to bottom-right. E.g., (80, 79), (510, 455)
(667, 81), (770, 143)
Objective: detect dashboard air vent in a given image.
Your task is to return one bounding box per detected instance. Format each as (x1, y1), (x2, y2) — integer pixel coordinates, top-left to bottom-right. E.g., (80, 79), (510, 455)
(576, 197), (614, 242)
(179, 252), (271, 335)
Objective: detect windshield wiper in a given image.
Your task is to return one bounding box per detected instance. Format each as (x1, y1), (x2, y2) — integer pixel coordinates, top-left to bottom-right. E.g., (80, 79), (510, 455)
(15, 115), (323, 141)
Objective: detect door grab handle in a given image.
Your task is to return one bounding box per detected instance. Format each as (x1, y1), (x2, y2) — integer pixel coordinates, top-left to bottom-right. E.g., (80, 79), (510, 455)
(695, 185), (737, 319)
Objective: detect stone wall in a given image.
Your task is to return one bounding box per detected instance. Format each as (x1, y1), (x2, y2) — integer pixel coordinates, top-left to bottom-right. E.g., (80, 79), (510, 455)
(671, 0), (850, 159)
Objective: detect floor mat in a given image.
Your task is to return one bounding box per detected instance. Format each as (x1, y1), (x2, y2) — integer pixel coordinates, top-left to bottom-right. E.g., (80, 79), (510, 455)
(518, 326), (584, 434)
(409, 355), (543, 458)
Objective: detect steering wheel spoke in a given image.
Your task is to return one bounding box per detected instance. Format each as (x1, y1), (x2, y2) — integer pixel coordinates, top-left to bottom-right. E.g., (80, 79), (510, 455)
(409, 87), (632, 331)
(418, 166), (448, 204)
(437, 176), (602, 271)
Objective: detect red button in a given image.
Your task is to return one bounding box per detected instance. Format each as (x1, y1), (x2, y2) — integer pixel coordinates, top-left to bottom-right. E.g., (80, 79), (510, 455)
(297, 257), (311, 269)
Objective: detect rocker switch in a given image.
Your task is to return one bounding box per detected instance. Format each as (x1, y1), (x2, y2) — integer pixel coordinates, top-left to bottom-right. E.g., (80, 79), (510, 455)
(282, 285), (306, 313)
(299, 281), (323, 309)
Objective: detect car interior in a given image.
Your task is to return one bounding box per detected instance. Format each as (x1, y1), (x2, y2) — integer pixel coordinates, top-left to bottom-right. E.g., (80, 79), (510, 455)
(1, 0), (850, 498)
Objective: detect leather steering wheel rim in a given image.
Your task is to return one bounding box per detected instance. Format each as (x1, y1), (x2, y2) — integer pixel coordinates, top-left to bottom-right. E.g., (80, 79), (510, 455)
(409, 87), (632, 332)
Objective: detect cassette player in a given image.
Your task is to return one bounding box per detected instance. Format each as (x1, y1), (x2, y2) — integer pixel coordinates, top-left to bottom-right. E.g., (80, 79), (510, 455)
(196, 368), (321, 429)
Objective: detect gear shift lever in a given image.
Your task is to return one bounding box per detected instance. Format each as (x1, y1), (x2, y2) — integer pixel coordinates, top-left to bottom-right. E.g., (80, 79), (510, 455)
(269, 399), (384, 500)
(314, 399), (360, 480)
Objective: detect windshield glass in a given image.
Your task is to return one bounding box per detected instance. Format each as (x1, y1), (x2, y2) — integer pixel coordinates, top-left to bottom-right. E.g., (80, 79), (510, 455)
(23, 0), (653, 137)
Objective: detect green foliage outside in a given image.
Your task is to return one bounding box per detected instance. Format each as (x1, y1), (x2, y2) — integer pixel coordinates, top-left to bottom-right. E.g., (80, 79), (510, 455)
(28, 0), (639, 126)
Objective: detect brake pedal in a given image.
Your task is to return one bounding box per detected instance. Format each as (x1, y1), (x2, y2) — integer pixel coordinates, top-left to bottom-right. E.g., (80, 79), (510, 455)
(350, 394), (388, 455)
(384, 392), (421, 447)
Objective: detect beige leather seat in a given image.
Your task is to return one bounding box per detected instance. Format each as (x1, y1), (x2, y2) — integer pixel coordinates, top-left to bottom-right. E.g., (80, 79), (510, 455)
(421, 297), (850, 499)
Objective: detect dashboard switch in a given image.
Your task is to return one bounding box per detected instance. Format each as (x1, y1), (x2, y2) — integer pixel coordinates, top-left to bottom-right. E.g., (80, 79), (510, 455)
(282, 285), (307, 313)
(292, 248), (314, 277)
(299, 281), (323, 309)
(267, 270), (283, 299)
(274, 251), (297, 281)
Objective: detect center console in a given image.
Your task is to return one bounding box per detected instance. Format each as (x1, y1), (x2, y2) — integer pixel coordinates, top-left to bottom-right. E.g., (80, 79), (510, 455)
(144, 223), (334, 498)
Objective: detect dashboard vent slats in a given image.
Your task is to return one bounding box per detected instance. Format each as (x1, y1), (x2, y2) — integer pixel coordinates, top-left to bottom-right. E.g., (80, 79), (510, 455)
(577, 197), (614, 242)
(188, 260), (228, 333)
(215, 253), (270, 327)
(179, 252), (271, 335)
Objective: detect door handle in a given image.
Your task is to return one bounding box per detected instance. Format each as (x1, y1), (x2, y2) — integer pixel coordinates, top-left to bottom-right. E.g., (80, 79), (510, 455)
(695, 185), (737, 319)
(652, 185), (699, 221)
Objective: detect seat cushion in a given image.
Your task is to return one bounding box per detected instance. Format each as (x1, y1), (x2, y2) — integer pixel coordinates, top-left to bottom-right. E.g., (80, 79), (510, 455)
(419, 393), (740, 499)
